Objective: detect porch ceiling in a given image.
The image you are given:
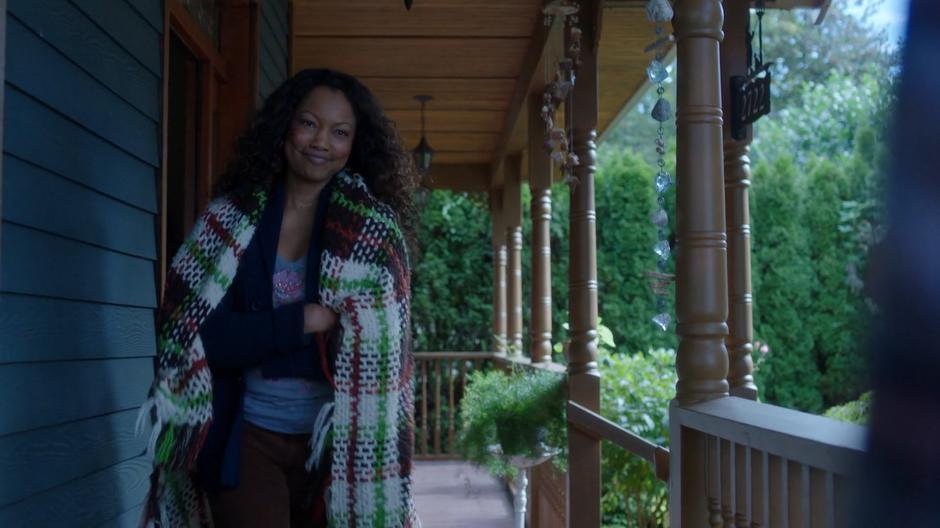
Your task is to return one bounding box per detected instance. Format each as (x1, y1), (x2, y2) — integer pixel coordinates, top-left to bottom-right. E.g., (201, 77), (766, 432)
(289, 1), (667, 192)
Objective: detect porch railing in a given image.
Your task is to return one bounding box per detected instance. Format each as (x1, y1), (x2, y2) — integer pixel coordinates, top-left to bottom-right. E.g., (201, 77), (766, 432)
(413, 351), (498, 457)
(567, 401), (670, 483)
(670, 396), (867, 528)
(413, 351), (567, 457)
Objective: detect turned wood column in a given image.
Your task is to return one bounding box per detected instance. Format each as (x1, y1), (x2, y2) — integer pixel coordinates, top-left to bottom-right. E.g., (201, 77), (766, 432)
(673, 0), (730, 405)
(721, 0), (758, 400)
(503, 157), (524, 356)
(566, 0), (602, 525)
(671, 6), (730, 526)
(490, 191), (508, 355)
(529, 95), (554, 363)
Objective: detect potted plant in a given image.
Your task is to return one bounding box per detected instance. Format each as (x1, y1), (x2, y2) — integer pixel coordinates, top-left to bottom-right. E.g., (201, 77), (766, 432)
(457, 365), (567, 478)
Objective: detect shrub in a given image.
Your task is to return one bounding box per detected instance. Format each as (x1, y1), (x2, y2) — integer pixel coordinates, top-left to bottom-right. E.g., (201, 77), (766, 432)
(824, 391), (871, 425)
(599, 347), (675, 527)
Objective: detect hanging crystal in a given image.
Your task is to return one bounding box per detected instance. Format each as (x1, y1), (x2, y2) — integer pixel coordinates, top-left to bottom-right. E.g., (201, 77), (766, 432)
(646, 2), (674, 333)
(655, 171), (672, 193)
(652, 312), (672, 332)
(653, 240), (671, 260)
(650, 208), (668, 228)
(645, 0), (673, 22)
(646, 59), (669, 83)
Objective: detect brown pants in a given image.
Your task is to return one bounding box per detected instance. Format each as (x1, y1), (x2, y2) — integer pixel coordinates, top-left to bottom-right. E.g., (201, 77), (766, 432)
(209, 423), (326, 528)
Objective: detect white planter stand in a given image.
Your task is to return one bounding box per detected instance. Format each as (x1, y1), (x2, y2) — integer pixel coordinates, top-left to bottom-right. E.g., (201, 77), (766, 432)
(490, 446), (560, 528)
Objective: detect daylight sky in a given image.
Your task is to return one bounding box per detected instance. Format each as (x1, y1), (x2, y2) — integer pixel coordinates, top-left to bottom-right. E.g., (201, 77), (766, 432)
(844, 0), (910, 46)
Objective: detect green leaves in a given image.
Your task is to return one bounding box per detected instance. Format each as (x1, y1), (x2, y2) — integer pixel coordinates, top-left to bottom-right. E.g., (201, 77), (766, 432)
(457, 367), (567, 478)
(599, 348), (675, 526)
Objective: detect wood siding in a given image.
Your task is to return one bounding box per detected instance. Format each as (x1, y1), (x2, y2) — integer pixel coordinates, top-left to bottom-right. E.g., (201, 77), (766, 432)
(0, 0), (161, 525)
(258, 0), (289, 105)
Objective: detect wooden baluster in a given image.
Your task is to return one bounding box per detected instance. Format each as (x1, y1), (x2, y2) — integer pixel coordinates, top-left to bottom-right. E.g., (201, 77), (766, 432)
(750, 450), (767, 528)
(722, 440), (734, 528)
(734, 444), (753, 528)
(447, 359), (456, 453)
(420, 359), (428, 455)
(798, 464), (810, 528)
(434, 358), (442, 454)
(829, 475), (857, 528)
(459, 359), (469, 406)
(708, 435), (724, 528)
(785, 461), (805, 528)
(810, 468), (830, 528)
(767, 455), (786, 527)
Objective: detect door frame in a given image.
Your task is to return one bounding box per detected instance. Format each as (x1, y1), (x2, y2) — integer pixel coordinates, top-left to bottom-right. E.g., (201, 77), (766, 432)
(158, 0), (228, 299)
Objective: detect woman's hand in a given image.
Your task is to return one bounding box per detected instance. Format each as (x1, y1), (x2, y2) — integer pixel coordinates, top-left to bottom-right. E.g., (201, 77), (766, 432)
(303, 303), (338, 334)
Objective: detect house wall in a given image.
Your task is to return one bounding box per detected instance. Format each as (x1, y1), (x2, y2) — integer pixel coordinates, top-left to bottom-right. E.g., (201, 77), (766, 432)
(0, 0), (162, 525)
(258, 0), (289, 105)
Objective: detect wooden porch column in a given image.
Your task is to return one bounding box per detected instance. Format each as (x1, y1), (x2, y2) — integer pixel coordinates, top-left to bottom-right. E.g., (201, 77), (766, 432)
(529, 95), (553, 363)
(566, 0), (602, 525)
(673, 0), (730, 405)
(671, 4), (730, 526)
(503, 157), (524, 356)
(490, 191), (508, 355)
(720, 0), (758, 400)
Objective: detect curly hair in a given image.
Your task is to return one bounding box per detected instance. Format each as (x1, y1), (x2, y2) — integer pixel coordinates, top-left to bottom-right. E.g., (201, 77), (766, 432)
(215, 68), (419, 246)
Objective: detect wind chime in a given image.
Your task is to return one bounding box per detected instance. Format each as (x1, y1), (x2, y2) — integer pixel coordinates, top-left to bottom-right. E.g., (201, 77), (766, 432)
(644, 0), (675, 332)
(540, 0), (582, 184)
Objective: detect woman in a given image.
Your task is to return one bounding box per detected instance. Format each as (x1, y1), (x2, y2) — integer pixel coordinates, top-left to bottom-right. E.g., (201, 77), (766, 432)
(140, 69), (420, 527)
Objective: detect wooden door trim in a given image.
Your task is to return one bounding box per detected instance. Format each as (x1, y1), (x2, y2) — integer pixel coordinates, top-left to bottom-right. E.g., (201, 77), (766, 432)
(158, 0), (228, 300)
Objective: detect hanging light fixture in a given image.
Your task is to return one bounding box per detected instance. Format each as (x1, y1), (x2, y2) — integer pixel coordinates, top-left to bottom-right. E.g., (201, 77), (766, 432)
(412, 95), (434, 173)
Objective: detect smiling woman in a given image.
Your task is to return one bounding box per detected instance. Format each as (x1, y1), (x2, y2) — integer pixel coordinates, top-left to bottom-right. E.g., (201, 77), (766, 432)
(284, 87), (356, 187)
(139, 69), (421, 527)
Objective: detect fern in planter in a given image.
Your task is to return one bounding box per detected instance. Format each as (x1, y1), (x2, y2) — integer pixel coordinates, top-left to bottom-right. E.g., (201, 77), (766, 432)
(457, 366), (567, 478)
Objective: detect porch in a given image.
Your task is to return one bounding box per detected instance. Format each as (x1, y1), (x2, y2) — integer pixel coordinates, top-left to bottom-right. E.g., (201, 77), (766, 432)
(0, 0), (872, 526)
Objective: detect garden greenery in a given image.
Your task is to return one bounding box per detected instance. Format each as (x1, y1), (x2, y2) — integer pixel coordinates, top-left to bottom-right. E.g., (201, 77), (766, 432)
(457, 367), (567, 478)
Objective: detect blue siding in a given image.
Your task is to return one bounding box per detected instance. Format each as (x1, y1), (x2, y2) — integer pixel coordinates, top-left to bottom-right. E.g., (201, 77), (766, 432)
(9, 0), (161, 121)
(258, 0), (290, 105)
(3, 155), (156, 259)
(0, 294), (156, 364)
(0, 409), (150, 505)
(0, 0), (162, 523)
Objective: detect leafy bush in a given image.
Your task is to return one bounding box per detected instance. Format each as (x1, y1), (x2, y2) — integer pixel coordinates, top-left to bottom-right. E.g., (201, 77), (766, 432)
(411, 190), (493, 351)
(824, 391), (871, 425)
(599, 347), (675, 527)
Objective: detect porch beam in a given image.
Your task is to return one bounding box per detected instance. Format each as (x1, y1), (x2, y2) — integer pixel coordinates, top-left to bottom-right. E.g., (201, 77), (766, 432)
(528, 94), (553, 363)
(425, 164), (491, 192)
(502, 156), (524, 356)
(566, 0), (602, 525)
(490, 190), (508, 355)
(721, 0), (758, 400)
(490, 10), (556, 188)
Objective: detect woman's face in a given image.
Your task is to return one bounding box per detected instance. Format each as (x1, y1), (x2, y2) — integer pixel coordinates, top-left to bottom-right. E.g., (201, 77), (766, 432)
(283, 86), (356, 186)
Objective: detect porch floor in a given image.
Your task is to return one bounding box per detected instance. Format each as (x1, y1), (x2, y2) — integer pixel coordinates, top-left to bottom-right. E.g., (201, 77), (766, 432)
(413, 460), (514, 527)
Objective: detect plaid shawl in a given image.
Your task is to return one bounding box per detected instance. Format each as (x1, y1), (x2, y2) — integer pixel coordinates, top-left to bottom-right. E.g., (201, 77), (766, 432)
(140, 171), (417, 527)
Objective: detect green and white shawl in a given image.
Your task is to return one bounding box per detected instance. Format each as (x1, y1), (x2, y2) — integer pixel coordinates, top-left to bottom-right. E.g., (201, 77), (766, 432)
(139, 171), (417, 527)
